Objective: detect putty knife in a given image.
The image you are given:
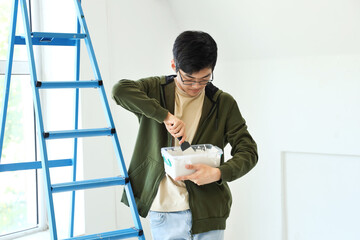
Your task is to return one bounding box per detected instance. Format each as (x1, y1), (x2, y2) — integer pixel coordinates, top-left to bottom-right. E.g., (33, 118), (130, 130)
(177, 136), (192, 152)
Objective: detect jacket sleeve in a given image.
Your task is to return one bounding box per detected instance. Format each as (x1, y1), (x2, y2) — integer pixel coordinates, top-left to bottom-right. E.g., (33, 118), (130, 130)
(111, 78), (169, 123)
(218, 100), (258, 183)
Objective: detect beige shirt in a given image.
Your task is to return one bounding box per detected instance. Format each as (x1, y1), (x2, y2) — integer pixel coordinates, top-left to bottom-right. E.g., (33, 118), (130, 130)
(150, 81), (205, 212)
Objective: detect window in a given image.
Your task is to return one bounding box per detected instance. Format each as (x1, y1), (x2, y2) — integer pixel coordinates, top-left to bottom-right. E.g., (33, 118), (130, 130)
(0, 75), (38, 238)
(2, 0), (85, 238)
(0, 0), (41, 238)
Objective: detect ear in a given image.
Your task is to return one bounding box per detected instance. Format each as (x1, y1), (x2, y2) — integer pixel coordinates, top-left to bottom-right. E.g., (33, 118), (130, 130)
(171, 59), (176, 72)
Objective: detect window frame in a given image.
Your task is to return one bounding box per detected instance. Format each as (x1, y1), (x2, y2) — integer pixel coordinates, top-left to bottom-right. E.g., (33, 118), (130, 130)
(0, 71), (49, 240)
(0, 0), (47, 238)
(0, 68), (48, 240)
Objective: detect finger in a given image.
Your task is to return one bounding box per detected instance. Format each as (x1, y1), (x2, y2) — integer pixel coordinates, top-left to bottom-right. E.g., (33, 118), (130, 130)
(168, 124), (176, 131)
(179, 135), (188, 145)
(172, 123), (184, 134)
(193, 180), (202, 186)
(182, 134), (187, 143)
(175, 176), (186, 181)
(176, 134), (186, 144)
(165, 122), (174, 128)
(175, 175), (191, 181)
(175, 131), (186, 142)
(171, 119), (182, 128)
(175, 172), (197, 181)
(185, 164), (195, 169)
(166, 124), (179, 134)
(185, 164), (202, 170)
(165, 126), (177, 137)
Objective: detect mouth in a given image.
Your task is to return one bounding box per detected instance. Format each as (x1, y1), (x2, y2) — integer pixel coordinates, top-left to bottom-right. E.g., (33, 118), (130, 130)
(189, 90), (200, 95)
(190, 89), (200, 93)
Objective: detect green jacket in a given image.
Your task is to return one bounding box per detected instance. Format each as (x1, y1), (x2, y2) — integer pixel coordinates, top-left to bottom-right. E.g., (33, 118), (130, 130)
(112, 75), (258, 234)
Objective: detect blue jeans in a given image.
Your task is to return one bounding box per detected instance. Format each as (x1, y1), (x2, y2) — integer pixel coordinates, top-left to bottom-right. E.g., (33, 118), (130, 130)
(149, 210), (225, 240)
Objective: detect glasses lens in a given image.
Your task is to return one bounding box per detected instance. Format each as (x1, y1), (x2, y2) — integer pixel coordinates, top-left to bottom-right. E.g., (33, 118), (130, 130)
(199, 80), (210, 85)
(183, 81), (195, 85)
(182, 80), (211, 85)
(178, 71), (213, 85)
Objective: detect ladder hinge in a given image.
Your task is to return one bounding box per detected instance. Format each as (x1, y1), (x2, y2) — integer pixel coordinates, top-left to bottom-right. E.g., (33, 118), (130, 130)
(138, 229), (144, 236)
(36, 81), (42, 87)
(111, 128), (116, 134)
(98, 80), (103, 86)
(81, 15), (84, 18)
(43, 132), (50, 138)
(125, 177), (130, 184)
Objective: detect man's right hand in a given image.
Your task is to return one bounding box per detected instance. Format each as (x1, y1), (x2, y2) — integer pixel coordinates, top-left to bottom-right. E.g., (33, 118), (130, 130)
(163, 112), (187, 144)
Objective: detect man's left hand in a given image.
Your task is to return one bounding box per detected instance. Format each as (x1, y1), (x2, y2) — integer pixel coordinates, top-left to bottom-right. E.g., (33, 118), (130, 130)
(175, 164), (221, 186)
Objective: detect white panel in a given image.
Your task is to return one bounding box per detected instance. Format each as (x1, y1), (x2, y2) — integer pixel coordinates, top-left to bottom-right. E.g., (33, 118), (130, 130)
(282, 152), (360, 240)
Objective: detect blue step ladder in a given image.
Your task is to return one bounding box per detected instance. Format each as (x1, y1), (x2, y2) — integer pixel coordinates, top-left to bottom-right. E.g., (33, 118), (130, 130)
(0, 0), (145, 239)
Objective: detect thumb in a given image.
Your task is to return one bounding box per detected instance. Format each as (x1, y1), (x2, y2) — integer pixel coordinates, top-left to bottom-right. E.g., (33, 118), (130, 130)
(185, 164), (200, 170)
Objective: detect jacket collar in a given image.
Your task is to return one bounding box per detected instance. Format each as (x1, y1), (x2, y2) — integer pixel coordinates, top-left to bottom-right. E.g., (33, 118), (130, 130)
(161, 75), (222, 137)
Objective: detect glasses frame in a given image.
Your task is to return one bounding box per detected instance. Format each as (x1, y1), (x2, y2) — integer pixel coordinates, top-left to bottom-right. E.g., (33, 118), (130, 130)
(178, 70), (214, 86)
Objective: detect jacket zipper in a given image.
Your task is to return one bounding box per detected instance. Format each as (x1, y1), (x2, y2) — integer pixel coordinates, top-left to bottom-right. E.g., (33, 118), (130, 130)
(160, 84), (173, 147)
(184, 101), (217, 232)
(184, 181), (194, 233)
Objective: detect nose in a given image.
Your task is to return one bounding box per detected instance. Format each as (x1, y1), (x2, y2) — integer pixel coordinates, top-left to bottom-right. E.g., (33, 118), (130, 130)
(192, 82), (203, 88)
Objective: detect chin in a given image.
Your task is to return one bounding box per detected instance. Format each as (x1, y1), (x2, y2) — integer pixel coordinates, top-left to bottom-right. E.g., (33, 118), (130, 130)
(188, 90), (200, 96)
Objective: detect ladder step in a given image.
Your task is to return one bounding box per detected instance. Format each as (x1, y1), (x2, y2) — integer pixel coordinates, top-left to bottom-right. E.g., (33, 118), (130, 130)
(15, 32), (86, 46)
(63, 228), (143, 240)
(0, 159), (72, 172)
(36, 80), (102, 89)
(51, 176), (129, 193)
(44, 128), (115, 140)
(32, 32), (87, 39)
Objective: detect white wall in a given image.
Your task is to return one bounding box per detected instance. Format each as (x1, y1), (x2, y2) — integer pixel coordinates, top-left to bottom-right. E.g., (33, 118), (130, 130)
(79, 0), (360, 240)
(214, 55), (360, 240)
(166, 1), (360, 239)
(79, 0), (179, 238)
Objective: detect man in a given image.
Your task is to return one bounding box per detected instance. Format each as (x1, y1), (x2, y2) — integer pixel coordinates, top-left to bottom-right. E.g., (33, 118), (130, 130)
(112, 31), (258, 240)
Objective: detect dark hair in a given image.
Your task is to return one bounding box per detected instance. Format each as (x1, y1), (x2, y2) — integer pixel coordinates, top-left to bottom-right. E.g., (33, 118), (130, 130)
(172, 31), (217, 74)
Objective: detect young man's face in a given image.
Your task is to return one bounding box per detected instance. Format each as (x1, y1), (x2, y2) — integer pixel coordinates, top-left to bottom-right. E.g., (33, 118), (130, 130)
(171, 60), (213, 97)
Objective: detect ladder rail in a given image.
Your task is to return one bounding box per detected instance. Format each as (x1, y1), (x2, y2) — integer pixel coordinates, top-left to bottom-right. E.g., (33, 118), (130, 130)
(75, 0), (144, 230)
(0, 0), (19, 162)
(73, 0), (101, 80)
(19, 0), (58, 238)
(69, 13), (82, 238)
(73, 0), (131, 182)
(2, 0), (145, 239)
(72, 1), (145, 237)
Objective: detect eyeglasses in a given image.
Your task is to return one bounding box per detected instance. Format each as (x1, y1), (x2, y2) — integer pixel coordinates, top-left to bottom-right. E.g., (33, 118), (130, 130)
(178, 70), (213, 86)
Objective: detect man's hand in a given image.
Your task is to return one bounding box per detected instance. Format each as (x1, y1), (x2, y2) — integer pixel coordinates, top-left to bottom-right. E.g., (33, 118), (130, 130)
(163, 112), (187, 144)
(175, 164), (222, 186)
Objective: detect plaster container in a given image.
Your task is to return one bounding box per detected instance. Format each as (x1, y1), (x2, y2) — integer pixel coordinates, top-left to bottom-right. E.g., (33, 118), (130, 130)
(161, 144), (223, 179)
